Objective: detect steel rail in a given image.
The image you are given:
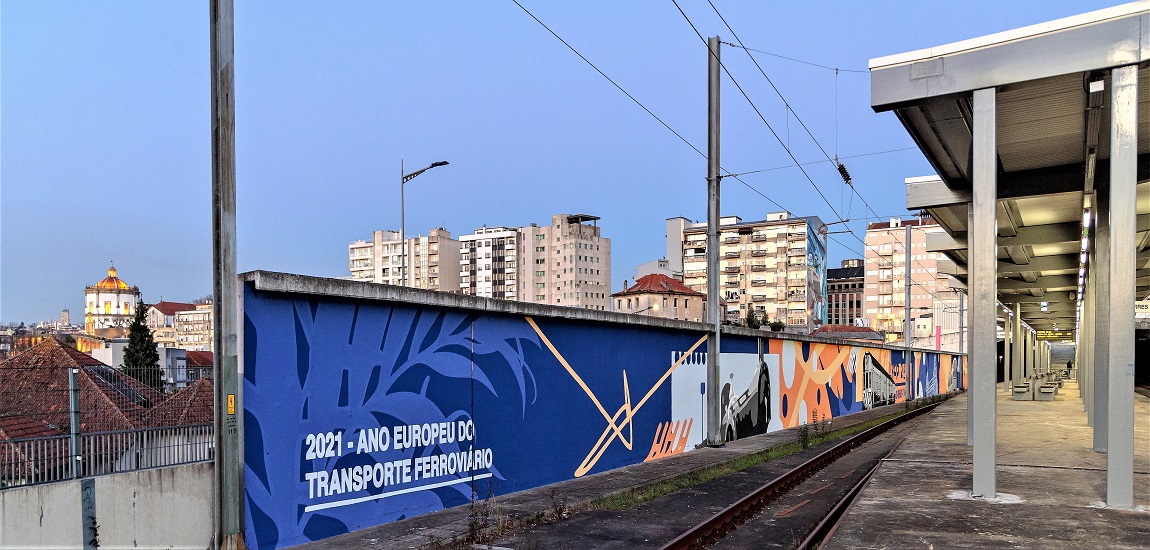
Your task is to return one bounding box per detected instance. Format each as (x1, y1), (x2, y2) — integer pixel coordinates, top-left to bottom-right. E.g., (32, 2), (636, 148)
(659, 402), (940, 550)
(796, 445), (895, 549)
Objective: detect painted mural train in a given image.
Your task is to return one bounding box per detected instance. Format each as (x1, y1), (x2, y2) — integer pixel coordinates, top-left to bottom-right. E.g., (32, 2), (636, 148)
(240, 278), (965, 549)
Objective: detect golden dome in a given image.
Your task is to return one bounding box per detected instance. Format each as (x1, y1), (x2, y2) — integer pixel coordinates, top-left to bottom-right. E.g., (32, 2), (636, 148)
(96, 265), (131, 291)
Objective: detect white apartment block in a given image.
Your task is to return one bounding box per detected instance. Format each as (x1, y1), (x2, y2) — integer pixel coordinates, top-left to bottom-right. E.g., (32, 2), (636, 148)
(670, 213), (828, 333)
(460, 214), (611, 310)
(348, 228), (461, 292)
(459, 226), (520, 300)
(175, 303), (214, 352)
(862, 216), (959, 341)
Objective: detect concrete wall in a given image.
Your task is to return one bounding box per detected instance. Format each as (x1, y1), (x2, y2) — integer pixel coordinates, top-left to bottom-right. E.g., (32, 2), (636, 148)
(240, 270), (965, 549)
(0, 461), (212, 549)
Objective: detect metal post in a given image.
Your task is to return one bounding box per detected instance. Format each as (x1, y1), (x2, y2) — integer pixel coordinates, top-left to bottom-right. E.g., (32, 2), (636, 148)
(904, 224), (913, 401)
(970, 87), (997, 498)
(400, 159), (406, 287)
(1003, 312), (1012, 393)
(69, 368), (81, 479)
(963, 290), (973, 445)
(1013, 304), (1022, 391)
(211, 0), (244, 546)
(1106, 64), (1137, 508)
(705, 35), (722, 446)
(1092, 188), (1109, 451)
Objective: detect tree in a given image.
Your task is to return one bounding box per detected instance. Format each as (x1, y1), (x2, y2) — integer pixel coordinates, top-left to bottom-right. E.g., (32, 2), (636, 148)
(767, 318), (786, 332)
(123, 302), (164, 393)
(745, 309), (761, 329)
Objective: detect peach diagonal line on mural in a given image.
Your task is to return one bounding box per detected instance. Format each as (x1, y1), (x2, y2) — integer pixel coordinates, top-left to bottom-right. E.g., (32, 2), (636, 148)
(524, 316), (708, 477)
(574, 336), (707, 477)
(524, 316), (629, 444)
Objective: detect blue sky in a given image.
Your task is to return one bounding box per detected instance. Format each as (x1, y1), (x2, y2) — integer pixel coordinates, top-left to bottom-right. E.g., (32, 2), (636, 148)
(1, 0), (1117, 323)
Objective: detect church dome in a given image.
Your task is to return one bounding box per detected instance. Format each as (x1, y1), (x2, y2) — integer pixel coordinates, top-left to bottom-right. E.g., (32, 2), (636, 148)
(96, 265), (131, 291)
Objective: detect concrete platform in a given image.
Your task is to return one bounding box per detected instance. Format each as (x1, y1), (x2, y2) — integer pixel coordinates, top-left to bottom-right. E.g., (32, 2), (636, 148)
(827, 382), (1150, 549)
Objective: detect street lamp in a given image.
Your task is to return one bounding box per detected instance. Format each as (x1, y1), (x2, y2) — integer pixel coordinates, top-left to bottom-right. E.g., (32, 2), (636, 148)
(400, 160), (449, 287)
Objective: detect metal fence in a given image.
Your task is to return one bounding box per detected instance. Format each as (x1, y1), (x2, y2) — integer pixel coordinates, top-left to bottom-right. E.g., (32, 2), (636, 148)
(0, 357), (215, 488)
(1, 424), (213, 488)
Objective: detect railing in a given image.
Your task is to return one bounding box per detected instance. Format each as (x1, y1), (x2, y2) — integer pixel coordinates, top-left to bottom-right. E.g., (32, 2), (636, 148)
(1, 424), (213, 488)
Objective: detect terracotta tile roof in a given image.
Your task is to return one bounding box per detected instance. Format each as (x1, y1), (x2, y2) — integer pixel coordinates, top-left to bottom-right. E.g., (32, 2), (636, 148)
(149, 301), (197, 316)
(865, 217), (937, 231)
(0, 414), (68, 478)
(811, 324), (885, 341)
(0, 338), (163, 433)
(0, 415), (64, 440)
(612, 273), (705, 298)
(149, 377), (213, 427)
(185, 351), (214, 368)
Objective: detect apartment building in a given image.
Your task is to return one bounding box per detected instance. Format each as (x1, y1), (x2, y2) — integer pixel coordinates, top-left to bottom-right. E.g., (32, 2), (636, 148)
(348, 228), (461, 291)
(175, 303), (214, 352)
(826, 259), (864, 326)
(863, 217), (959, 341)
(146, 301), (196, 348)
(459, 226), (520, 300)
(671, 212), (827, 333)
(460, 214), (611, 310)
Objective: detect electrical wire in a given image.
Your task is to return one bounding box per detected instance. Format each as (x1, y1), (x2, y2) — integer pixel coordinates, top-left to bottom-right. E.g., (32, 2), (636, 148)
(512, 1), (954, 318)
(672, 0), (846, 223)
(721, 43), (870, 74)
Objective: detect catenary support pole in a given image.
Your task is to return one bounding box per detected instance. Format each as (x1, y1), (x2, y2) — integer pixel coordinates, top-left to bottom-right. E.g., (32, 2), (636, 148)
(1106, 64), (1137, 508)
(1092, 188), (1109, 451)
(211, 0), (244, 547)
(904, 223), (914, 400)
(705, 35), (722, 446)
(970, 87), (998, 498)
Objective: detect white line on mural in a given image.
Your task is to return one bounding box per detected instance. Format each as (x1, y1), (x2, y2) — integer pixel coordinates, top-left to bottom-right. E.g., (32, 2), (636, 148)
(303, 473), (494, 513)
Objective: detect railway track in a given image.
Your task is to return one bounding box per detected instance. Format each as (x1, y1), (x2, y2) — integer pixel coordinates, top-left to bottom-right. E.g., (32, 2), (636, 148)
(660, 402), (940, 550)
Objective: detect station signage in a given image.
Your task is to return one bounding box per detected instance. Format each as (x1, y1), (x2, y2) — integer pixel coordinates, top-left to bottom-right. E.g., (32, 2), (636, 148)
(1036, 330), (1073, 340)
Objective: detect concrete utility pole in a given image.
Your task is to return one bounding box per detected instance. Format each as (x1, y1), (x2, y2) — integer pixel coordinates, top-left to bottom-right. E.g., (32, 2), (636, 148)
(706, 35), (722, 446)
(211, 1), (244, 548)
(903, 223), (913, 400)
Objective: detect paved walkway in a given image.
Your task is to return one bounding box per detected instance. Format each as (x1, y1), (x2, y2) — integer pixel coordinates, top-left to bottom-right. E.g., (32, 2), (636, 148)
(827, 382), (1150, 549)
(298, 399), (918, 549)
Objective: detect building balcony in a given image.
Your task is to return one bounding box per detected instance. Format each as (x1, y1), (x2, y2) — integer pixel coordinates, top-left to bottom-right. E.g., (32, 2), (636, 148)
(751, 235), (767, 242)
(751, 250), (768, 257)
(724, 266), (741, 274)
(751, 295), (767, 302)
(723, 236), (741, 244)
(751, 279), (767, 287)
(750, 265), (767, 272)
(787, 232), (805, 241)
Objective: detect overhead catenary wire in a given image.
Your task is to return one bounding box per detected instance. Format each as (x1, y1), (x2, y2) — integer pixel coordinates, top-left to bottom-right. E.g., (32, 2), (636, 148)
(510, 0), (796, 216)
(511, 1), (953, 310)
(720, 43), (869, 74)
(671, 0), (846, 224)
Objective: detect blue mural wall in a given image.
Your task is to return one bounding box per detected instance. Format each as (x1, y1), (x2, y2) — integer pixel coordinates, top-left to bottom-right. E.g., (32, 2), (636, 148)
(241, 283), (964, 549)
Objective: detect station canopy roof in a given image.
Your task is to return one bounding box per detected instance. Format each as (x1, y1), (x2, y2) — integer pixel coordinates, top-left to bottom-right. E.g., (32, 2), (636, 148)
(869, 1), (1150, 331)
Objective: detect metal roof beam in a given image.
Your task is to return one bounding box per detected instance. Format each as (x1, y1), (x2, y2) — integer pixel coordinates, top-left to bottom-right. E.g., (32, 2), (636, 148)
(871, 7), (1147, 110)
(997, 274), (1078, 291)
